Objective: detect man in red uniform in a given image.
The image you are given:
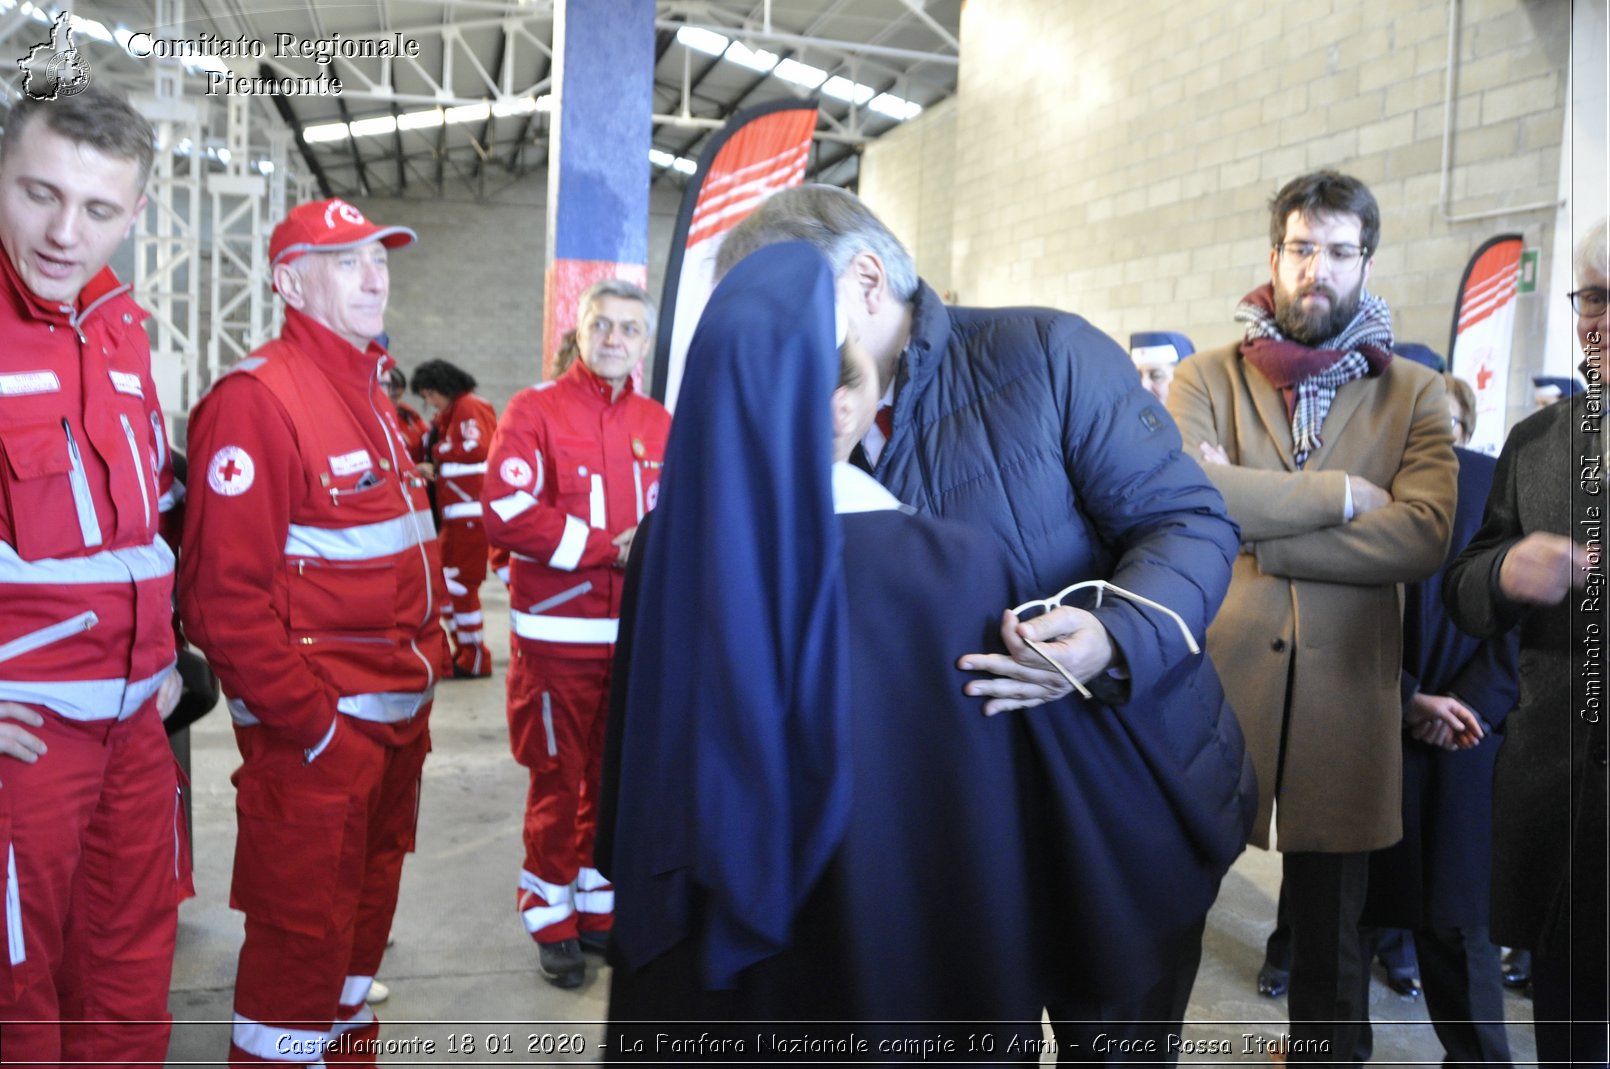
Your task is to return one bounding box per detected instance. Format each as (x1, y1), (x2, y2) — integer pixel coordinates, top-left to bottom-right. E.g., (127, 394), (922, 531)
(482, 279), (670, 988)
(411, 359), (498, 677)
(180, 198), (450, 1066)
(0, 88), (191, 1063)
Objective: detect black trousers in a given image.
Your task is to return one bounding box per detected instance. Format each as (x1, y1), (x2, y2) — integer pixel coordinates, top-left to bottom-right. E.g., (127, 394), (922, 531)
(1416, 925), (1513, 1068)
(1282, 850), (1372, 1065)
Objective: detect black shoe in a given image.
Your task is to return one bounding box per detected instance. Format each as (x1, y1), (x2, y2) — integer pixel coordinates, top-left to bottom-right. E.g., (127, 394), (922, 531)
(579, 929), (611, 956)
(1501, 949), (1532, 988)
(537, 939), (584, 988)
(1257, 963), (1290, 998)
(1387, 972), (1423, 998)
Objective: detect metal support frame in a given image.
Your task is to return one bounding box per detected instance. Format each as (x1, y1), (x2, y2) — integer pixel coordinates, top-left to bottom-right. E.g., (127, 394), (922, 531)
(132, 0), (202, 418)
(206, 96), (271, 389)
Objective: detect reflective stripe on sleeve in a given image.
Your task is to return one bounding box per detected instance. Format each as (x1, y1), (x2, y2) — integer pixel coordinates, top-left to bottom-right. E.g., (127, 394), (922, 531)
(549, 515), (588, 572)
(441, 501), (484, 520)
(284, 510), (435, 561)
(439, 461), (487, 478)
(510, 610), (618, 645)
(488, 491), (537, 522)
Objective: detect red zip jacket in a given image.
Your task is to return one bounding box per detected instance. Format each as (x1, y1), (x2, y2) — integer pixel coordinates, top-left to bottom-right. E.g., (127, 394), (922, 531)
(180, 310), (451, 750)
(431, 392), (496, 525)
(0, 252), (178, 720)
(481, 361), (670, 660)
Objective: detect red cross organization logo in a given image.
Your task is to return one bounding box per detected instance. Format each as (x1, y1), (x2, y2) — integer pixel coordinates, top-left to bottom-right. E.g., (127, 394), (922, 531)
(323, 199), (366, 229)
(499, 456), (533, 488)
(207, 445), (256, 496)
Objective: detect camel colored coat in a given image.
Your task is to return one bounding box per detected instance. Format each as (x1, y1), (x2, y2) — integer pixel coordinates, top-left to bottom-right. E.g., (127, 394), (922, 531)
(1167, 343), (1456, 853)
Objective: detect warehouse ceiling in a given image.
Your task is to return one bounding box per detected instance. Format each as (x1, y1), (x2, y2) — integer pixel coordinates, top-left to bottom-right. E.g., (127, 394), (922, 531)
(1, 0), (961, 199)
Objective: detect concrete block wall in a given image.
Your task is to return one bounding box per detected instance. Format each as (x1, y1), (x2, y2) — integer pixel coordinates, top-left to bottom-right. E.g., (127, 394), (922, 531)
(357, 181), (682, 417)
(858, 97), (959, 301)
(861, 0), (1580, 428)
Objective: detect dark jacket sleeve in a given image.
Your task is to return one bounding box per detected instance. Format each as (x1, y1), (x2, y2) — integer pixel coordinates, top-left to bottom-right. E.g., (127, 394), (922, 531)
(1444, 427), (1529, 640)
(1046, 315), (1241, 701)
(1446, 629), (1521, 730)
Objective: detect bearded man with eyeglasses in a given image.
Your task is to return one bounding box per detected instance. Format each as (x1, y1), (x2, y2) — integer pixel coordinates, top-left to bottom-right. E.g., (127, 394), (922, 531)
(1167, 170), (1458, 1062)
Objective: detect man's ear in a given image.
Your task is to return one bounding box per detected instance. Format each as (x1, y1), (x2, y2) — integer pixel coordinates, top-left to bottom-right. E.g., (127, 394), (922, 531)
(123, 194), (148, 240)
(273, 262), (305, 309)
(831, 384), (856, 441)
(844, 250), (887, 316)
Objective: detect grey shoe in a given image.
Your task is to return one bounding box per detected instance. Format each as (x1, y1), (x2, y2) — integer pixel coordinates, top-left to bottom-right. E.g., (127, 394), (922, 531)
(537, 939), (584, 989)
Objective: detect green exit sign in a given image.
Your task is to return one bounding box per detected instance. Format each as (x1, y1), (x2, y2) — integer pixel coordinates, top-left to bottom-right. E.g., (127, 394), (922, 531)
(1518, 249), (1539, 293)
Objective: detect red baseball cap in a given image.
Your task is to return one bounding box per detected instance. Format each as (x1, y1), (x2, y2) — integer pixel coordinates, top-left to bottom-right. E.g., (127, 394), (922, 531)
(269, 198), (416, 267)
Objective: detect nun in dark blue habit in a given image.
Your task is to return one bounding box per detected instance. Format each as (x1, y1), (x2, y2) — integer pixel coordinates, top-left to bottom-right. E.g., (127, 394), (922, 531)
(596, 242), (1044, 1060)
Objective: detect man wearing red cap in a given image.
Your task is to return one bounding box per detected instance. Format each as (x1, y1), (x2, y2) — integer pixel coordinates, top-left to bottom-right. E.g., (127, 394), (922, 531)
(180, 197), (451, 1066)
(0, 87), (191, 1065)
(481, 278), (670, 989)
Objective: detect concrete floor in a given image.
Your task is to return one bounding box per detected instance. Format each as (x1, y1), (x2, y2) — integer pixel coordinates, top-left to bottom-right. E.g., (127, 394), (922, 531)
(165, 583), (1540, 1066)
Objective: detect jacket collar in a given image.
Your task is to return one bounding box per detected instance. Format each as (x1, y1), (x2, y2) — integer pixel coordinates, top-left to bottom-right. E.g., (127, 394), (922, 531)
(0, 248), (135, 330)
(561, 357), (638, 404)
(280, 307), (388, 393)
(894, 279), (952, 408)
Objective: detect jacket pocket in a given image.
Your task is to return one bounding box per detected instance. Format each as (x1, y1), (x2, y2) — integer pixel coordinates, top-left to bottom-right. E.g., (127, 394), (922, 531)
(0, 421), (93, 560)
(229, 768), (350, 938)
(553, 436), (605, 528)
(287, 559), (398, 633)
(0, 611), (98, 666)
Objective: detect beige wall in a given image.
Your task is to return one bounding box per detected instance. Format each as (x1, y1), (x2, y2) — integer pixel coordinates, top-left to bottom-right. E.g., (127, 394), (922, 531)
(862, 0), (1580, 427)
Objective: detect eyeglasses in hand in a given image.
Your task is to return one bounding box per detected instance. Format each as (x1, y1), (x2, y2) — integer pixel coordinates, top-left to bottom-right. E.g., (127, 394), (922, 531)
(1008, 580), (1201, 700)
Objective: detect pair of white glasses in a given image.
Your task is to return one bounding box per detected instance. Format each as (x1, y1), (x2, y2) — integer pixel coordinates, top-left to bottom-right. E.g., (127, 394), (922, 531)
(1009, 580), (1201, 700)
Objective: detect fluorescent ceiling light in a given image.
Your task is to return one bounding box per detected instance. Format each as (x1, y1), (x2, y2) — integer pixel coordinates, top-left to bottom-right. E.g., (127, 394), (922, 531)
(773, 58), (827, 89)
(675, 25), (729, 56)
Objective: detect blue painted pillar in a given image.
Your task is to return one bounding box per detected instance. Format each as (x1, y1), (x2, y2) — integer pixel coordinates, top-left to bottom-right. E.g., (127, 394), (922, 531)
(543, 0), (654, 378)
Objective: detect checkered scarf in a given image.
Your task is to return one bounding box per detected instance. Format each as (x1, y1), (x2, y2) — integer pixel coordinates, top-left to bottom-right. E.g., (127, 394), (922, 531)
(1237, 283), (1394, 468)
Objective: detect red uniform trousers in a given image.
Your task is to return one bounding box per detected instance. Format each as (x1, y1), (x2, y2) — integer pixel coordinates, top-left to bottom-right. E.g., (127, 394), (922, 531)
(506, 653), (613, 943)
(227, 719), (428, 1067)
(0, 699), (190, 1066)
(440, 522), (491, 677)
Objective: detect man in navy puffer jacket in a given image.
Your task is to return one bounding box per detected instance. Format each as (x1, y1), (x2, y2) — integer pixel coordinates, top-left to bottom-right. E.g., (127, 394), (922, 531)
(718, 186), (1255, 1064)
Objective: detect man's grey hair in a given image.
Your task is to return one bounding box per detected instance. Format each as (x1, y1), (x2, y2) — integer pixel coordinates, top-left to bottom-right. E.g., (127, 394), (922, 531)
(1576, 218), (1608, 285)
(715, 185), (920, 302)
(578, 277), (657, 336)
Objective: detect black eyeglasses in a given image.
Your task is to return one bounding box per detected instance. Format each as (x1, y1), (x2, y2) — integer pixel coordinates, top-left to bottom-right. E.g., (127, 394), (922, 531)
(1567, 287), (1609, 317)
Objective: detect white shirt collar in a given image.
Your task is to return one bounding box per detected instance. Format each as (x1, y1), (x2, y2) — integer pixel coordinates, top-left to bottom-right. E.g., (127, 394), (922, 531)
(832, 462), (904, 514)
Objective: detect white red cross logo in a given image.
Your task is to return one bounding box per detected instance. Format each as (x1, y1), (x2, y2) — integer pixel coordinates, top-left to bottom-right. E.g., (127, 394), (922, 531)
(207, 445), (255, 496)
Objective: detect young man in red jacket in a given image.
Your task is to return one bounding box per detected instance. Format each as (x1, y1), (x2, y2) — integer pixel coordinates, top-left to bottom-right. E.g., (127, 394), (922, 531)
(482, 279), (670, 988)
(411, 358), (498, 677)
(181, 198), (451, 1066)
(0, 88), (190, 1062)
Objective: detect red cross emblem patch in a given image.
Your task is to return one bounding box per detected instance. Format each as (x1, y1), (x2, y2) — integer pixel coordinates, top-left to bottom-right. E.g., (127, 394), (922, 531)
(207, 445), (256, 496)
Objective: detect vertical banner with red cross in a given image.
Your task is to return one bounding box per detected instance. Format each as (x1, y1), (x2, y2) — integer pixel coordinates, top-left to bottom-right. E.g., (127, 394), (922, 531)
(1447, 234), (1525, 457)
(650, 100), (820, 411)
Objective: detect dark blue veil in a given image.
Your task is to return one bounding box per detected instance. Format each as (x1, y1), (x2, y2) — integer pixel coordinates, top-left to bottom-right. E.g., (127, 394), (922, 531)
(608, 242), (851, 989)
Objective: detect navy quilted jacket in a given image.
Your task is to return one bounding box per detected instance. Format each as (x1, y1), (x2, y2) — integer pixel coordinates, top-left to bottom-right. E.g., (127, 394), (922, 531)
(873, 282), (1256, 991)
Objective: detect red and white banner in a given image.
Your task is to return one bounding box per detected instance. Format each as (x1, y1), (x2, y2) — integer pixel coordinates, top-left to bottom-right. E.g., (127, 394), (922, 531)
(651, 100), (819, 411)
(1447, 234), (1524, 456)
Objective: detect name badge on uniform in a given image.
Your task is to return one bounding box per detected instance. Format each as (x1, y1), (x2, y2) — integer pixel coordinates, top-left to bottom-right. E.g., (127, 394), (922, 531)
(329, 449), (374, 477)
(0, 371), (61, 396)
(108, 370), (145, 397)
